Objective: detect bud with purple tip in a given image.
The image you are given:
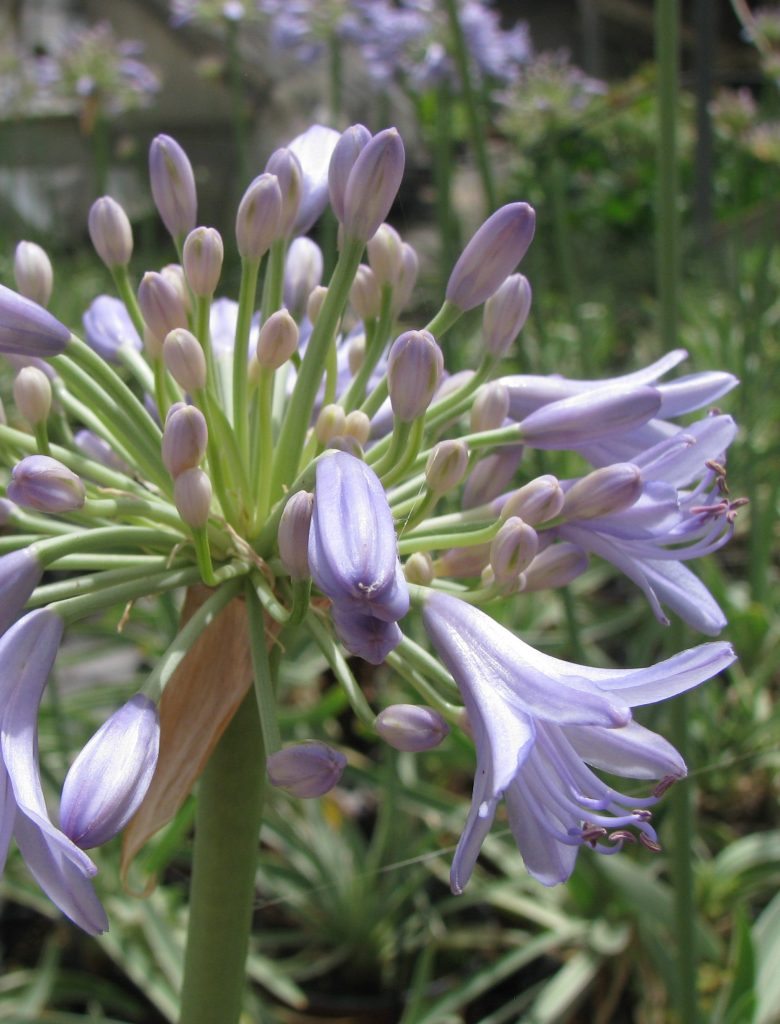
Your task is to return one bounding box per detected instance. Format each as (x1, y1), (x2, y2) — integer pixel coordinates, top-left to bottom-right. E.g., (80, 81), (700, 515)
(425, 440), (469, 495)
(137, 272), (189, 352)
(255, 310), (299, 371)
(328, 124), (372, 223)
(562, 464), (643, 521)
(471, 382), (510, 432)
(7, 455), (85, 513)
(14, 241), (53, 307)
(278, 490), (314, 580)
(339, 128), (405, 243)
(236, 173), (283, 262)
(183, 227), (223, 297)
(350, 264), (381, 321)
(329, 605), (403, 666)
(149, 134), (197, 240)
(500, 475), (565, 525)
(308, 452), (409, 623)
(163, 328), (207, 393)
(0, 284), (71, 358)
(387, 330), (444, 422)
(173, 467), (212, 527)
(60, 694), (160, 849)
(88, 197), (133, 269)
(266, 742), (346, 797)
(483, 274), (532, 358)
(489, 516), (539, 584)
(375, 704), (450, 752)
(265, 148), (303, 238)
(162, 405), (208, 477)
(367, 223), (403, 287)
(522, 542), (589, 591)
(518, 384), (662, 450)
(446, 203), (536, 311)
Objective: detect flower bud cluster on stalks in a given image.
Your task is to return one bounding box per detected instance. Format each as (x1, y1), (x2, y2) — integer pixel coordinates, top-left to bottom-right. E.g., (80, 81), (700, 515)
(0, 123), (741, 1023)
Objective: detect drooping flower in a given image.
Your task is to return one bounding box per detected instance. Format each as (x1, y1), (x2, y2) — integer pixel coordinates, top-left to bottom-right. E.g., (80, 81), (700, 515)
(0, 610), (108, 933)
(422, 591), (736, 891)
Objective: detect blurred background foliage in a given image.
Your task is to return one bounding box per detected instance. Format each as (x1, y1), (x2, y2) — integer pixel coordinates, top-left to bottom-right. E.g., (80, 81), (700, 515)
(0, 1), (779, 1021)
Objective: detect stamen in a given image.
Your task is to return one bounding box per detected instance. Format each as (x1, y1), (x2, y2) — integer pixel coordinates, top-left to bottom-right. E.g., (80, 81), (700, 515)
(639, 833), (662, 853)
(653, 775), (678, 798)
(631, 808), (653, 822)
(608, 830), (637, 844)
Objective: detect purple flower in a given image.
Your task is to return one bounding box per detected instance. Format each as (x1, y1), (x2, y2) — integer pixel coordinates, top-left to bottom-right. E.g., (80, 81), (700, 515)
(287, 124), (341, 236)
(423, 591), (736, 891)
(556, 414), (739, 635)
(0, 283), (71, 358)
(267, 742), (346, 797)
(60, 694), (160, 849)
(0, 547), (43, 637)
(7, 455), (86, 514)
(0, 610), (108, 933)
(82, 295), (142, 363)
(309, 452), (409, 624)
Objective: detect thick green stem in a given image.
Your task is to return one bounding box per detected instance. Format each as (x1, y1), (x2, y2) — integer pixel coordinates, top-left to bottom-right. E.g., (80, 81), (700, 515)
(178, 692), (266, 1024)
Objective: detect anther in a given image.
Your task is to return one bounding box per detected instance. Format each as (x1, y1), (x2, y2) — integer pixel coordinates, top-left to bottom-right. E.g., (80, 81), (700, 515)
(653, 775), (677, 798)
(639, 833), (662, 853)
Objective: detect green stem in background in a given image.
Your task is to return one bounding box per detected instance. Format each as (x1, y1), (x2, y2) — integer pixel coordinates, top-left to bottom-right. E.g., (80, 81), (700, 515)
(232, 257), (261, 463)
(33, 421), (50, 455)
(260, 239), (286, 320)
(546, 151), (589, 371)
(269, 237), (364, 501)
(118, 343), (156, 395)
(433, 79), (461, 291)
(442, 0), (497, 214)
(91, 115), (110, 196)
(245, 582), (283, 755)
(306, 611), (376, 729)
(656, 3), (697, 1022)
(328, 30), (343, 125)
(178, 691), (265, 1024)
(226, 16), (250, 187)
(340, 284), (394, 412)
(111, 265), (146, 338)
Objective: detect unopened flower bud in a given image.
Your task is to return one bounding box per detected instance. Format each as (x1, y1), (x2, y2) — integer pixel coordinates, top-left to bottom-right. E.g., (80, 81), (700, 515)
(462, 445), (524, 508)
(340, 128), (405, 242)
(13, 365), (52, 425)
(394, 242), (419, 313)
(367, 222), (403, 286)
(483, 274), (532, 358)
(267, 742), (346, 797)
(87, 196), (133, 269)
(236, 173), (283, 261)
(350, 264), (381, 320)
(425, 440), (469, 495)
(387, 330), (443, 422)
(344, 410), (371, 445)
(518, 384), (662, 450)
(14, 241), (53, 307)
(436, 544), (490, 579)
(489, 516), (539, 583)
(562, 464), (643, 521)
(471, 382), (509, 432)
(138, 272), (189, 351)
(446, 203), (536, 311)
(404, 551), (434, 586)
(330, 605), (402, 664)
(328, 124), (372, 223)
(315, 403), (346, 444)
(74, 429), (131, 474)
(0, 283), (71, 358)
(60, 694), (160, 849)
(375, 704), (449, 752)
(163, 328), (207, 392)
(265, 147), (303, 238)
(306, 285), (327, 325)
(161, 263), (191, 314)
(256, 309), (299, 370)
(278, 490), (313, 580)
(173, 467), (212, 527)
(7, 455), (85, 513)
(522, 541), (589, 591)
(347, 332), (365, 374)
(500, 474), (564, 525)
(183, 226), (223, 296)
(149, 134), (197, 239)
(162, 405), (208, 477)
(284, 236), (323, 318)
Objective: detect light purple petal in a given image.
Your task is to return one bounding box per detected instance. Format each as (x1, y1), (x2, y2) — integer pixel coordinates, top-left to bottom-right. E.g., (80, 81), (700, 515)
(564, 720), (686, 779)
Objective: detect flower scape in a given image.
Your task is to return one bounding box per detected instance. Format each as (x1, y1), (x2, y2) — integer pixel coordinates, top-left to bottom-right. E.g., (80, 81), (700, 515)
(0, 124), (740, 935)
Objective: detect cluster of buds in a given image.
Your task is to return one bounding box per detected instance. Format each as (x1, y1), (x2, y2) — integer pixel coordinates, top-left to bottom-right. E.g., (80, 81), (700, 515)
(0, 122), (739, 934)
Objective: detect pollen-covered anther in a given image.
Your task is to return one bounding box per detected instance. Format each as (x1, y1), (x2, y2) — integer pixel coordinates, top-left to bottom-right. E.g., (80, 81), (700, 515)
(580, 824), (608, 846)
(607, 830), (638, 844)
(639, 833), (663, 853)
(653, 775), (679, 798)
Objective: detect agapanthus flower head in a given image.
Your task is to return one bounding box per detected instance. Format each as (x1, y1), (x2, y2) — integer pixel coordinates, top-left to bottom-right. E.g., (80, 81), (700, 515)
(0, 122), (740, 941)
